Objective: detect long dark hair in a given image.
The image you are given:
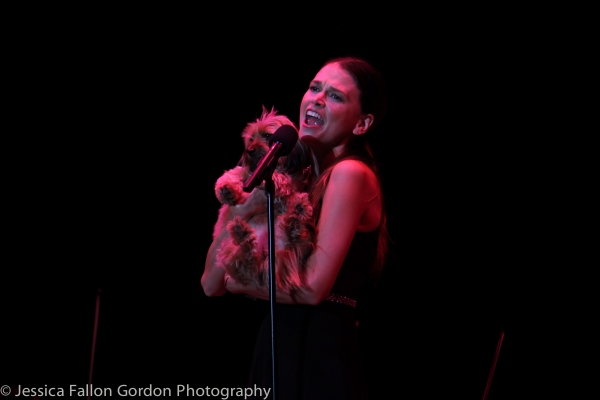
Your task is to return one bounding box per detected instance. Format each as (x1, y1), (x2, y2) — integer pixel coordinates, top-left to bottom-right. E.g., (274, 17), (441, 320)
(309, 56), (390, 287)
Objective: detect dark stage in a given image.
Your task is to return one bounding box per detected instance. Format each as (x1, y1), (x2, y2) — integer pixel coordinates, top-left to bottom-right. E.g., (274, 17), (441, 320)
(2, 20), (553, 399)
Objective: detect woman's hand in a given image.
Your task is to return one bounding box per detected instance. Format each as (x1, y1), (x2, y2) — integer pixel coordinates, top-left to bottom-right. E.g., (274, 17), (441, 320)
(232, 187), (268, 219)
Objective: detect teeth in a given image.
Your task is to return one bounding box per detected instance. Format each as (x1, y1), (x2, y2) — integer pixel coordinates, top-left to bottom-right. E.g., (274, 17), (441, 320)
(307, 110), (322, 120)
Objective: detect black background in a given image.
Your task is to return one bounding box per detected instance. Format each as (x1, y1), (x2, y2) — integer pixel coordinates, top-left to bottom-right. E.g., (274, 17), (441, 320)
(1, 11), (562, 400)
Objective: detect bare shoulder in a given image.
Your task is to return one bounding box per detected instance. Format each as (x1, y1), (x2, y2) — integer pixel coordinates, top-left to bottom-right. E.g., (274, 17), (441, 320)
(330, 159), (377, 184)
(329, 160), (381, 231)
(328, 160), (380, 202)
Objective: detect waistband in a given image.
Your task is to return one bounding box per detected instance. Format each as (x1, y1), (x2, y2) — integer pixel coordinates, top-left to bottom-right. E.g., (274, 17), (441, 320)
(326, 293), (357, 309)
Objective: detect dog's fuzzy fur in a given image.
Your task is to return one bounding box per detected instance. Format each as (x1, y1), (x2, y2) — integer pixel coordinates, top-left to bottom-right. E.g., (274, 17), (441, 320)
(213, 106), (316, 295)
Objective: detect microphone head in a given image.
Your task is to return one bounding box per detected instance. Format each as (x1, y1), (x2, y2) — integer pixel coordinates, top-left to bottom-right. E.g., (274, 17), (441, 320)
(269, 125), (298, 156)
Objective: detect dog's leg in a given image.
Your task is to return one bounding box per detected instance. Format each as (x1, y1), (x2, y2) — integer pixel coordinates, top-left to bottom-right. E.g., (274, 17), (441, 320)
(215, 166), (248, 206)
(216, 216), (263, 286)
(274, 192), (316, 295)
(271, 248), (304, 296)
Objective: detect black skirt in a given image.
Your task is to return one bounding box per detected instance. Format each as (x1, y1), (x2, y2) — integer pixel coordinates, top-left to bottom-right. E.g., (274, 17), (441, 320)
(247, 300), (369, 400)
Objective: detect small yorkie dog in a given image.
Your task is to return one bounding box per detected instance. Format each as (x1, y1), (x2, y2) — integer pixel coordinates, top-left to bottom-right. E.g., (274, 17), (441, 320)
(213, 106), (316, 295)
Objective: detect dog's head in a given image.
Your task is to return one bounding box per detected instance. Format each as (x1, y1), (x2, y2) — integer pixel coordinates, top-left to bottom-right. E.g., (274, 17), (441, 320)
(240, 106), (314, 190)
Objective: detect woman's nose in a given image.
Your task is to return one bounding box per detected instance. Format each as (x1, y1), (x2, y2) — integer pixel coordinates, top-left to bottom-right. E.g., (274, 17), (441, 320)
(313, 92), (326, 106)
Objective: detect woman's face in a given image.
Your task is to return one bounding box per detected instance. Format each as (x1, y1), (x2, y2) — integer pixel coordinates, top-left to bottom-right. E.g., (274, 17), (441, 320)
(299, 62), (364, 152)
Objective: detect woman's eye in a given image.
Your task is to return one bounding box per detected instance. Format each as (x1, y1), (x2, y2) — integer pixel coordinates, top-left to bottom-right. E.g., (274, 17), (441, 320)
(263, 133), (273, 140)
(330, 93), (341, 100)
(309, 85), (320, 92)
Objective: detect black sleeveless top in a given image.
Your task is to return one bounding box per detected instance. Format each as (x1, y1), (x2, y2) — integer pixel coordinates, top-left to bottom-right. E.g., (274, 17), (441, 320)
(330, 229), (378, 300)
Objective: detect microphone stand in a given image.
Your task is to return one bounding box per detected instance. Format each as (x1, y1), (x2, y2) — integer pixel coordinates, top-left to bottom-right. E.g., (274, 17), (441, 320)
(243, 133), (294, 400)
(482, 326), (505, 400)
(263, 168), (278, 400)
(88, 287), (102, 400)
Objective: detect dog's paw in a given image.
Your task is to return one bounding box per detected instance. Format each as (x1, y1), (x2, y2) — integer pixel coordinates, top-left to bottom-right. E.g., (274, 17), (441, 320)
(227, 216), (257, 250)
(215, 169), (246, 206)
(216, 184), (244, 206)
(215, 166), (248, 205)
(286, 192), (313, 221)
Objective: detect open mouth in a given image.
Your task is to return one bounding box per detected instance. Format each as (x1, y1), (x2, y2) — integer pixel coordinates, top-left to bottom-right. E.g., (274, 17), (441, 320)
(305, 110), (323, 126)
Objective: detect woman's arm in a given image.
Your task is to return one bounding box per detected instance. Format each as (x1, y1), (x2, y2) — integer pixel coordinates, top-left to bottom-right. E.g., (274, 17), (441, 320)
(201, 223), (229, 297)
(225, 159), (381, 304)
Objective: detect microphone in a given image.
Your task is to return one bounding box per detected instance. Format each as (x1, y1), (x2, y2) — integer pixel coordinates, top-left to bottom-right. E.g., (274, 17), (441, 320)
(243, 125), (298, 192)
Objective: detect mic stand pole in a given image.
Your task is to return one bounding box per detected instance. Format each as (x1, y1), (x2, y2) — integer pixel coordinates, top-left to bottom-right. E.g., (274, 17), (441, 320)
(482, 326), (505, 400)
(264, 168), (278, 400)
(88, 287), (102, 400)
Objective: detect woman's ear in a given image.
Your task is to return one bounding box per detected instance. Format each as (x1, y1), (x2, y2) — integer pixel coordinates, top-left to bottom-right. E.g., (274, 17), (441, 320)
(353, 114), (374, 136)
